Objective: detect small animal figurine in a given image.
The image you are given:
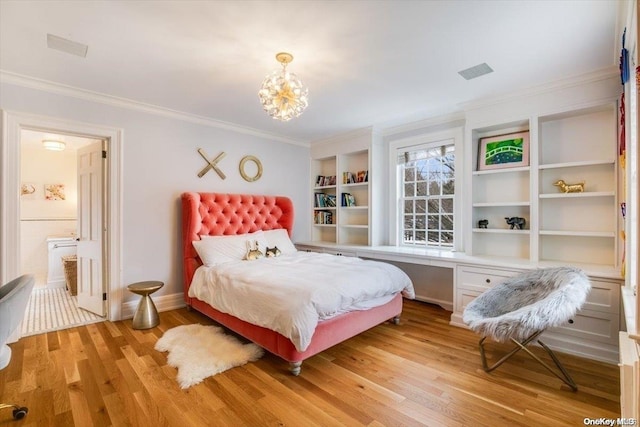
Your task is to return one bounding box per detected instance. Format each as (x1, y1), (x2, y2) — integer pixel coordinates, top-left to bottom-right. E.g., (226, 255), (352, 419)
(505, 217), (526, 230)
(265, 246), (281, 258)
(245, 240), (264, 260)
(478, 219), (488, 229)
(553, 179), (585, 193)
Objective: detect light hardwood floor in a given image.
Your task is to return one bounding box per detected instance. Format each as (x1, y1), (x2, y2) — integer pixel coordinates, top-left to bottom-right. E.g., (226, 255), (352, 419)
(1, 300), (619, 426)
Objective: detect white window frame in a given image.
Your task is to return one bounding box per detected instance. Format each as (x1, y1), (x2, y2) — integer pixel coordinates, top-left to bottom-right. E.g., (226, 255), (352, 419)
(387, 127), (464, 250)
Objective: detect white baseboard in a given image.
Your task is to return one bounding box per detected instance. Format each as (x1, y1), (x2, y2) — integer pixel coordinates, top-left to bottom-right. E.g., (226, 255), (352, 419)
(121, 292), (186, 320)
(415, 296), (453, 312)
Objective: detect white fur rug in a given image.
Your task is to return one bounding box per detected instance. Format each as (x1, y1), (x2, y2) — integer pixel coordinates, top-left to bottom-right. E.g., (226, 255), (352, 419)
(155, 324), (264, 389)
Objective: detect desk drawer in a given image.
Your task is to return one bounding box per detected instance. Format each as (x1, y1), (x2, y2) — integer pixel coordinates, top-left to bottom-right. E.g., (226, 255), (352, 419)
(584, 279), (620, 314)
(547, 308), (619, 345)
(456, 265), (522, 293)
(454, 287), (482, 314)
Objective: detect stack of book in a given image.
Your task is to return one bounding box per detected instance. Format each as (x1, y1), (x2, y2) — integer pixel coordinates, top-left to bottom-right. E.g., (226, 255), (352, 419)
(315, 175), (336, 187)
(314, 211), (333, 224)
(341, 193), (356, 207)
(342, 170), (368, 184)
(314, 193), (337, 208)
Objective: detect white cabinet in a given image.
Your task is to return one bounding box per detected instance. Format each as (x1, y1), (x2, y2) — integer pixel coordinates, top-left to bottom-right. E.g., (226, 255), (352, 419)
(452, 263), (622, 363)
(294, 244), (356, 257)
(619, 332), (640, 419)
(451, 265), (522, 325)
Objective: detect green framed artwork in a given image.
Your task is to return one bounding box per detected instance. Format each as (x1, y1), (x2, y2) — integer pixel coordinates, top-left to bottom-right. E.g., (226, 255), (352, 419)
(477, 131), (530, 171)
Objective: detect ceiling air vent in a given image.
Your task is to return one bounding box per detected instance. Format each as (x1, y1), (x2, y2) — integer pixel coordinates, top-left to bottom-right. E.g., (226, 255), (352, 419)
(458, 63), (493, 80)
(46, 34), (88, 58)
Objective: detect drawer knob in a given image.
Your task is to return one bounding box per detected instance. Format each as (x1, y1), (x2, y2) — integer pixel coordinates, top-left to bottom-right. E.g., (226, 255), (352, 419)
(485, 278), (491, 284)
(568, 319), (574, 324)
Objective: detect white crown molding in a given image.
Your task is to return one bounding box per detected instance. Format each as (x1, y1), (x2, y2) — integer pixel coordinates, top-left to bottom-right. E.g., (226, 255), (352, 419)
(311, 126), (375, 146)
(0, 70), (309, 147)
(381, 111), (466, 138)
(460, 66), (620, 112)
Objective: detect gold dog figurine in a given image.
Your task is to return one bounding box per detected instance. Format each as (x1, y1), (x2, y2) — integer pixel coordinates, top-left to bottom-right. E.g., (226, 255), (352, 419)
(553, 179), (585, 193)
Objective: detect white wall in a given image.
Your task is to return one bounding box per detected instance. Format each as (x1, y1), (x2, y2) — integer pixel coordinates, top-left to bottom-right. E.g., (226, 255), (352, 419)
(19, 145), (78, 282)
(1, 81), (311, 304)
(21, 145), (78, 219)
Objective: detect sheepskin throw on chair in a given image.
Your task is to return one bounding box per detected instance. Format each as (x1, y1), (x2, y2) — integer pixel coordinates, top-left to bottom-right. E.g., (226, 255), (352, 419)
(463, 266), (591, 391)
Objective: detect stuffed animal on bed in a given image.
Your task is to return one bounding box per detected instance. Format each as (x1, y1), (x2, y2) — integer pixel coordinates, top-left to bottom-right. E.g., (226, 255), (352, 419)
(245, 240), (264, 260)
(265, 246), (281, 258)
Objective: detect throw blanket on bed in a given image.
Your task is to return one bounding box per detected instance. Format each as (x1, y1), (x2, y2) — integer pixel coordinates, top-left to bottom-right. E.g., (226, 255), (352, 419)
(188, 251), (415, 352)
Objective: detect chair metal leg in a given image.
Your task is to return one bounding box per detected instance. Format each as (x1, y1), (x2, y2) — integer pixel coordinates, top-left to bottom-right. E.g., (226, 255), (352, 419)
(536, 339), (578, 391)
(478, 330), (543, 372)
(477, 331), (578, 392)
(0, 403), (28, 420)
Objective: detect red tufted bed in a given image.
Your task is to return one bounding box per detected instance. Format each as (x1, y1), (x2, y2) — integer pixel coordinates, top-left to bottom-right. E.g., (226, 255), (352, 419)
(181, 192), (405, 375)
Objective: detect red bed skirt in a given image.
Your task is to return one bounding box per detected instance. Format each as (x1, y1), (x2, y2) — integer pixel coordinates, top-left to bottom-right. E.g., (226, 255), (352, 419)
(188, 293), (403, 364)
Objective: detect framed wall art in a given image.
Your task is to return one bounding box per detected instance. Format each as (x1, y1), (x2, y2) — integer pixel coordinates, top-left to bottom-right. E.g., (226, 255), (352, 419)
(477, 131), (530, 171)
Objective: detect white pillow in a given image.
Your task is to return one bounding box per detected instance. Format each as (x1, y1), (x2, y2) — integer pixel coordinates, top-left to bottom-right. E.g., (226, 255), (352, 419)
(262, 229), (297, 255)
(194, 231), (268, 266)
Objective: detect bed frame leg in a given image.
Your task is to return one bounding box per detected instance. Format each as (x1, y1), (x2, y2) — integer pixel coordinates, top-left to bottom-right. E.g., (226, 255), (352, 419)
(392, 315), (400, 325)
(289, 361), (302, 376)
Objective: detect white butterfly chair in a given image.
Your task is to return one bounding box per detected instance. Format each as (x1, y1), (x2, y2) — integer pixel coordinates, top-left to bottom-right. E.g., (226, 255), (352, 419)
(0, 274), (35, 420)
(463, 267), (591, 391)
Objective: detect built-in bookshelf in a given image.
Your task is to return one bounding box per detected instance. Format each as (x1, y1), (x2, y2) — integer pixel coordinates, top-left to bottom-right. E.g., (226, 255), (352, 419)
(309, 128), (382, 246)
(466, 102), (619, 268)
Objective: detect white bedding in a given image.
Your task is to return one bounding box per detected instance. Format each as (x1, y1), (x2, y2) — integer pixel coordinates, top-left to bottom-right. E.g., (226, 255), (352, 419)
(188, 251), (415, 352)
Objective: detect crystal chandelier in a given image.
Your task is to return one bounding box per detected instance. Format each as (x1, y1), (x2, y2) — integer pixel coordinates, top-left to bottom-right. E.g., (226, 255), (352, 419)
(258, 52), (309, 121)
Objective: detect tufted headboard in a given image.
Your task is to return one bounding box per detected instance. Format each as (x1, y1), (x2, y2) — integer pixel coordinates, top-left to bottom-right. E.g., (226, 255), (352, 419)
(181, 192), (294, 302)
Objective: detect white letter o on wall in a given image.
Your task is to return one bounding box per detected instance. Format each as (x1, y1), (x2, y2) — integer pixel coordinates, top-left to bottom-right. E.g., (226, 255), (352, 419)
(239, 155), (263, 182)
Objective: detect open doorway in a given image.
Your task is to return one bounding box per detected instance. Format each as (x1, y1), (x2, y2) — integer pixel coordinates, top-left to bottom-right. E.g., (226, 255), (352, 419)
(19, 130), (104, 335)
(1, 110), (124, 341)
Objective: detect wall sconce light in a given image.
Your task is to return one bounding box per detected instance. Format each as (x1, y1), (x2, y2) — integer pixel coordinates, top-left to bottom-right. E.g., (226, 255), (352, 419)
(42, 140), (66, 151)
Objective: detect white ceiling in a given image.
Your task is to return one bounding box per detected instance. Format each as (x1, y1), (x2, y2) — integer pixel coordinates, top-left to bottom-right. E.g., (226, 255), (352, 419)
(20, 129), (99, 151)
(0, 1), (623, 144)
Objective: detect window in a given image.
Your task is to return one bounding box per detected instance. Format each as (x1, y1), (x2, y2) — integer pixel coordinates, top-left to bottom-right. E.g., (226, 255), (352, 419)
(397, 141), (455, 248)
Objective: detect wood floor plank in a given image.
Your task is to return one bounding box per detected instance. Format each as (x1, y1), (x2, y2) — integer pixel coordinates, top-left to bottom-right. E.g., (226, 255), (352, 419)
(0, 300), (620, 426)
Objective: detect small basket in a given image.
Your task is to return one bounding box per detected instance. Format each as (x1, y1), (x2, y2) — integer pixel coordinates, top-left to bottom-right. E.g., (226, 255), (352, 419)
(61, 255), (77, 296)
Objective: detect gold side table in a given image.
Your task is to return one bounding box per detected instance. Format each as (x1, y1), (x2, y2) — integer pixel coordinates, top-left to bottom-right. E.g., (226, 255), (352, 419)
(128, 281), (164, 329)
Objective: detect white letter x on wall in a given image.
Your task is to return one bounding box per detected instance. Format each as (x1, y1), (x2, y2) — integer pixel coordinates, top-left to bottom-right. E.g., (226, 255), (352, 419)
(197, 148), (226, 179)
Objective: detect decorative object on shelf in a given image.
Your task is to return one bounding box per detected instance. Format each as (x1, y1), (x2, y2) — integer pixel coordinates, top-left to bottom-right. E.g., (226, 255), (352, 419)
(505, 216), (525, 230)
(620, 28), (629, 85)
(44, 184), (65, 201)
(258, 52), (309, 122)
(197, 148), (226, 179)
(553, 179), (585, 193)
(20, 183), (36, 198)
(477, 131), (529, 171)
(478, 219), (488, 229)
(42, 139), (65, 151)
(239, 155), (263, 182)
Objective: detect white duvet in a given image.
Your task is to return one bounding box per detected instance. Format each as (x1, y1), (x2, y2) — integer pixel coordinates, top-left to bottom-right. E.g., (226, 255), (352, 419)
(188, 251), (415, 352)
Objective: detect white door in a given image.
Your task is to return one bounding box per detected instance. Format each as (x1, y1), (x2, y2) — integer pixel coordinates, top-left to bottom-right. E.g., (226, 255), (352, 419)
(77, 141), (106, 316)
